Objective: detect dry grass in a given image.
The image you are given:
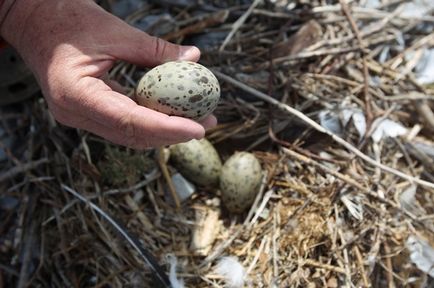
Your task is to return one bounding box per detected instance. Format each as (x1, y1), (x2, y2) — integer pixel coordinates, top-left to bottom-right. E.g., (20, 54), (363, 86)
(1, 0), (434, 287)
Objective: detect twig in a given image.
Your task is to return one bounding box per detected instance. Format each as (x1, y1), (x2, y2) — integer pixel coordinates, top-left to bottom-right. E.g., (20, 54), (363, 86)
(0, 263), (19, 277)
(17, 196), (37, 288)
(246, 235), (268, 275)
(376, 92), (434, 102)
(415, 100), (434, 132)
(312, 5), (434, 22)
(249, 189), (274, 228)
(354, 245), (370, 287)
(267, 46), (366, 68)
(383, 242), (396, 288)
(163, 10), (229, 41)
(272, 206), (280, 287)
(157, 148), (180, 209)
(0, 158), (49, 182)
(102, 169), (161, 196)
(339, 0), (373, 130)
(244, 173), (269, 227)
(338, 221), (352, 286)
(212, 70), (434, 190)
(219, 0), (262, 51)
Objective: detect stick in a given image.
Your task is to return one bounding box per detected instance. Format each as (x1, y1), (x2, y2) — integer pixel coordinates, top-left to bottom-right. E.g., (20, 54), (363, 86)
(163, 10), (229, 41)
(339, 0), (373, 130)
(157, 148), (180, 209)
(0, 158), (49, 182)
(219, 0), (262, 51)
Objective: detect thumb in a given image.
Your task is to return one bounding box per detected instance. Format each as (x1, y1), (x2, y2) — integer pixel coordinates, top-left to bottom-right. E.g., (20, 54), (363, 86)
(108, 19), (200, 67)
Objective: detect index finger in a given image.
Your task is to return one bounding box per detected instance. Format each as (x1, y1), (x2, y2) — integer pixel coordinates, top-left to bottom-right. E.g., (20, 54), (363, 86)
(70, 77), (208, 147)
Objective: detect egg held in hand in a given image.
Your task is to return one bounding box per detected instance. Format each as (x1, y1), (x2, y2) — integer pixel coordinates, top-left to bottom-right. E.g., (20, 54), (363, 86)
(220, 152), (263, 213)
(135, 61), (220, 121)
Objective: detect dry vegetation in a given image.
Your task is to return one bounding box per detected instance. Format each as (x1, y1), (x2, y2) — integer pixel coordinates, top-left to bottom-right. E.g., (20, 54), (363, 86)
(1, 0), (434, 287)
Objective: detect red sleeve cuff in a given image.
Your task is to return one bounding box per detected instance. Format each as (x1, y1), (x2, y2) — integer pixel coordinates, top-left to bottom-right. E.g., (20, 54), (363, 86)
(0, 37), (7, 49)
(0, 38), (7, 49)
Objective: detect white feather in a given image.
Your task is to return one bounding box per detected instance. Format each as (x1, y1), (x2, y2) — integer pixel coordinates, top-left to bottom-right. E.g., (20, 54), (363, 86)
(399, 0), (434, 18)
(341, 194), (364, 221)
(167, 254), (185, 288)
(415, 49), (434, 85)
(371, 119), (407, 143)
(406, 235), (434, 277)
(214, 256), (246, 288)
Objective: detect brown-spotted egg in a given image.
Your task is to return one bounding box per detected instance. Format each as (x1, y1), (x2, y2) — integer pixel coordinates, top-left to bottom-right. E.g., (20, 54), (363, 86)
(169, 138), (222, 186)
(135, 61), (220, 121)
(220, 152), (263, 213)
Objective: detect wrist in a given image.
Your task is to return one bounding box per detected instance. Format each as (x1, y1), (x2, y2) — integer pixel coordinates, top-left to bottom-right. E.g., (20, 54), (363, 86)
(1, 0), (102, 56)
(0, 0), (20, 41)
(0, 0), (45, 47)
(0, 0), (14, 23)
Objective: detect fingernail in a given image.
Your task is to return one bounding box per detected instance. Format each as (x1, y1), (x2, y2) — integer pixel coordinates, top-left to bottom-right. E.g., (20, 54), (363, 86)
(179, 46), (200, 61)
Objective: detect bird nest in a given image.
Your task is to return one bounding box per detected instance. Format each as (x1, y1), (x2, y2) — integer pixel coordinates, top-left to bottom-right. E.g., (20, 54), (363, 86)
(1, 0), (434, 287)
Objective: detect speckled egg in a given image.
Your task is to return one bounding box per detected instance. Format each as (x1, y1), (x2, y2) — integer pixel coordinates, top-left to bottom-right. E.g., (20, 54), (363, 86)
(135, 61), (220, 121)
(169, 138), (222, 186)
(220, 152), (262, 213)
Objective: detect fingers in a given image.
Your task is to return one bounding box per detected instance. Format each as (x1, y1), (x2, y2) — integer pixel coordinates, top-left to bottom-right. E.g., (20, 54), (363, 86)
(199, 115), (218, 130)
(54, 109), (188, 148)
(51, 78), (208, 148)
(104, 15), (201, 66)
(52, 103), (207, 149)
(120, 34), (200, 66)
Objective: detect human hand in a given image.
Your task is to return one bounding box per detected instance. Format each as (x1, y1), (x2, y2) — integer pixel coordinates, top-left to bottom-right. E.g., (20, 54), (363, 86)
(0, 0), (217, 148)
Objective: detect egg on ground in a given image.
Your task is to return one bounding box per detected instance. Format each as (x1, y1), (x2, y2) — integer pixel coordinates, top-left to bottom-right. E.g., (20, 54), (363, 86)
(220, 152), (263, 213)
(169, 138), (222, 187)
(135, 61), (220, 121)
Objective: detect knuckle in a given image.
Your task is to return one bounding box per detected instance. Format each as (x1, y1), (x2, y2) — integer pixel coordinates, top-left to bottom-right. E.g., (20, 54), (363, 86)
(116, 112), (155, 149)
(48, 88), (70, 109)
(51, 108), (70, 127)
(117, 111), (138, 148)
(151, 36), (169, 61)
(43, 75), (71, 109)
